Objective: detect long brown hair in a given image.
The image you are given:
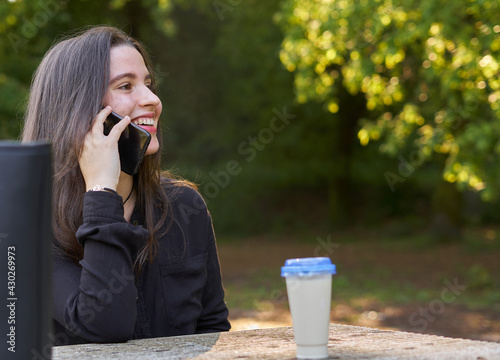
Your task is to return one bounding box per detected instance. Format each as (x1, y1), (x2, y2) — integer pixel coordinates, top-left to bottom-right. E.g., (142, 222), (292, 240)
(21, 26), (188, 269)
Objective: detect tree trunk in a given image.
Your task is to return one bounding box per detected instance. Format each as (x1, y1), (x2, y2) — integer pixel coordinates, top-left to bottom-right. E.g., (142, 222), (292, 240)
(327, 87), (366, 229)
(430, 179), (463, 242)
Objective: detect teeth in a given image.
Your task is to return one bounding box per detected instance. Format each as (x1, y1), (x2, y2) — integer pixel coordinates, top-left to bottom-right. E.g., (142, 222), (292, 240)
(134, 118), (155, 126)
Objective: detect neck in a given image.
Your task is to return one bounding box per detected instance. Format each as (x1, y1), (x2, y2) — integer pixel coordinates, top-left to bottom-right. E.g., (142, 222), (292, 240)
(117, 172), (136, 222)
(116, 172), (134, 203)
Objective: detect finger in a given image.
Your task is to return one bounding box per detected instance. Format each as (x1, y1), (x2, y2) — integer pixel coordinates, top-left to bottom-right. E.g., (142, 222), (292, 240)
(91, 106), (113, 136)
(107, 115), (131, 142)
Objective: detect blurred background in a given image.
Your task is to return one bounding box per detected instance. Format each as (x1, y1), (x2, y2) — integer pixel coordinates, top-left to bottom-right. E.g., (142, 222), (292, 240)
(0, 0), (499, 341)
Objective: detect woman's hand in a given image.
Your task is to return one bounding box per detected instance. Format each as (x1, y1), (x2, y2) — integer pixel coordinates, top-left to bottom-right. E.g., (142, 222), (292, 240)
(79, 106), (131, 191)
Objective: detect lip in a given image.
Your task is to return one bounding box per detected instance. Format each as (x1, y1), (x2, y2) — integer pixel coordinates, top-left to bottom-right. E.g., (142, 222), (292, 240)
(137, 125), (157, 134)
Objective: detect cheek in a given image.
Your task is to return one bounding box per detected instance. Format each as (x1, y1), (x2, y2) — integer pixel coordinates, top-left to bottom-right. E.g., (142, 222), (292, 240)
(102, 92), (112, 107)
(102, 93), (123, 109)
(103, 93), (134, 113)
(156, 102), (163, 117)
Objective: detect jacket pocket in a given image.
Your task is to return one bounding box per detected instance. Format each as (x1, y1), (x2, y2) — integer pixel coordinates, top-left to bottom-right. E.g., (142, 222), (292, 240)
(159, 252), (207, 330)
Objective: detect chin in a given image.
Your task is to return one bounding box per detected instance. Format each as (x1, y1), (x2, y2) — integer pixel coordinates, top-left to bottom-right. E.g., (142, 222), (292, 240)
(145, 136), (160, 155)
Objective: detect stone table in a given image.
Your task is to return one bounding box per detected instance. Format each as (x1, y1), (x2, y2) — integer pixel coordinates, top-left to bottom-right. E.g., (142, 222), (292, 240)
(52, 323), (500, 360)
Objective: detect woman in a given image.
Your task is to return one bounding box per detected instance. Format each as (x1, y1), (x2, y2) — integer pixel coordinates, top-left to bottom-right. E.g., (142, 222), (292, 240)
(21, 26), (230, 344)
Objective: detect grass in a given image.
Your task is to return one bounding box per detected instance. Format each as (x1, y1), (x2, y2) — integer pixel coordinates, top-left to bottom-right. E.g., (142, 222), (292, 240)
(221, 226), (500, 313)
(225, 270), (500, 313)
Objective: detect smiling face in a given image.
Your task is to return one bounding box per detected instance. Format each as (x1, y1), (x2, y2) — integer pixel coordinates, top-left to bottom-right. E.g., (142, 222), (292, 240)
(103, 45), (162, 156)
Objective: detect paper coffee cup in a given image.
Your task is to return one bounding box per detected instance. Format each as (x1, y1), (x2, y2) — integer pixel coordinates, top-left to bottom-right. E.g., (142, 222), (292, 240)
(281, 257), (336, 359)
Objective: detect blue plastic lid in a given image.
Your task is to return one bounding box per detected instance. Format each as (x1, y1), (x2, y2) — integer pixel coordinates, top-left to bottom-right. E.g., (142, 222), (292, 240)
(281, 257), (336, 277)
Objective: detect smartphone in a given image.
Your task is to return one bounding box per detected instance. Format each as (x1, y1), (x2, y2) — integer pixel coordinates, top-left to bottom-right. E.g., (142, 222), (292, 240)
(103, 111), (152, 176)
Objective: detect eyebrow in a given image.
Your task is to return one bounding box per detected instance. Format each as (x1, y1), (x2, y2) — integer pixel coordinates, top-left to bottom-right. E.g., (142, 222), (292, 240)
(109, 72), (152, 84)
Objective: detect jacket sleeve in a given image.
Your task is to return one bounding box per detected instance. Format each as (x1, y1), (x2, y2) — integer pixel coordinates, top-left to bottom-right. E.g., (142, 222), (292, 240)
(52, 191), (148, 343)
(195, 211), (231, 333)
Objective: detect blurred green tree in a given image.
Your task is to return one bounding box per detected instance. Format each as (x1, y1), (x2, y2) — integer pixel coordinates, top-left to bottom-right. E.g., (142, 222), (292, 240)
(3, 0), (498, 235)
(277, 0), (500, 201)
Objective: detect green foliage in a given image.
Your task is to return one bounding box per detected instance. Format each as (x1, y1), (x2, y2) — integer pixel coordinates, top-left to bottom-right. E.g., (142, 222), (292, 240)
(2, 0), (500, 234)
(277, 0), (500, 200)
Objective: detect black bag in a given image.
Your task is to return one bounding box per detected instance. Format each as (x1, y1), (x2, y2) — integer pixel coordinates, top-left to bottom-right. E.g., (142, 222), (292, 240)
(0, 142), (53, 360)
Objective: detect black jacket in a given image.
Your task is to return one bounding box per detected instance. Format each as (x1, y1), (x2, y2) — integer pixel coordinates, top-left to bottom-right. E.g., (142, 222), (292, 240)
(52, 183), (230, 345)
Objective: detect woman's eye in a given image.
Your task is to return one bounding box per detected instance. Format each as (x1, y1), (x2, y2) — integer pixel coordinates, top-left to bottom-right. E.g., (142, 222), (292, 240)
(146, 83), (156, 93)
(118, 83), (131, 90)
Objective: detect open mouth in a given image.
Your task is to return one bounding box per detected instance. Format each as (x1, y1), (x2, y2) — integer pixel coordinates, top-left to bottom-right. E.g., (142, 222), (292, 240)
(133, 118), (154, 126)
(133, 118), (156, 133)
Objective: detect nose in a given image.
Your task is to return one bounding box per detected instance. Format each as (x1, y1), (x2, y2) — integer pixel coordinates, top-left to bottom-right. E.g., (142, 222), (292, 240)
(138, 84), (161, 108)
